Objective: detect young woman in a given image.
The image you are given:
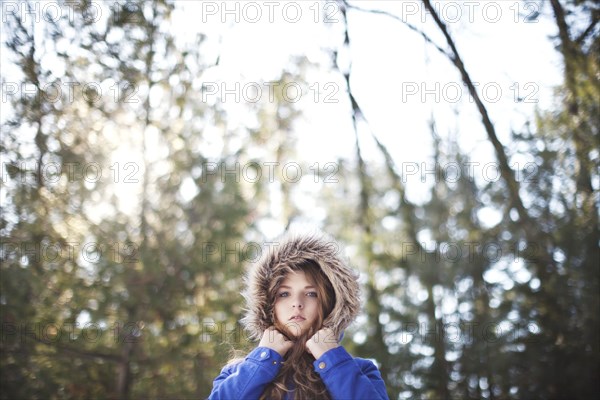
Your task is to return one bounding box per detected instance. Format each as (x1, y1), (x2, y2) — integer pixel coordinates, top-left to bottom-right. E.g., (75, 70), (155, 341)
(208, 231), (389, 399)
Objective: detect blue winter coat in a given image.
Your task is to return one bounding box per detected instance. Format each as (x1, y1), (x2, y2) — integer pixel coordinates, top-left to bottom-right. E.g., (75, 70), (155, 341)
(208, 345), (389, 399)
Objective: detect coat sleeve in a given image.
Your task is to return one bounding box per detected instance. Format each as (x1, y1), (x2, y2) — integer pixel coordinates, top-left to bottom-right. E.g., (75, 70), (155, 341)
(208, 347), (283, 400)
(313, 346), (389, 400)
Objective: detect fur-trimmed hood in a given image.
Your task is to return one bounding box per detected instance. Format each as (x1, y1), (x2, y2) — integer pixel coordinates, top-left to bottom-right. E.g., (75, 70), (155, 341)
(241, 230), (361, 341)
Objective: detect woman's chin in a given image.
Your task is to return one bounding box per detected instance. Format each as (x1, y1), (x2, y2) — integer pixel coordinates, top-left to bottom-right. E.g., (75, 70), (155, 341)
(281, 321), (312, 338)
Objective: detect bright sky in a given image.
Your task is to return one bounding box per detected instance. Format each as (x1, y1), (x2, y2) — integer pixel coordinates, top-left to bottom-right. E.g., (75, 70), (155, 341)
(173, 1), (562, 162)
(170, 0), (563, 232)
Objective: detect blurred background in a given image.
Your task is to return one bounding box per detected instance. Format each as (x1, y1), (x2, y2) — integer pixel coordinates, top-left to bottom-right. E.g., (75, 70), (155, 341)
(0, 0), (598, 399)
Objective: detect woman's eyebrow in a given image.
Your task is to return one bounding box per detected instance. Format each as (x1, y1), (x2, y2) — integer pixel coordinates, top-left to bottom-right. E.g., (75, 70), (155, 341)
(279, 285), (315, 289)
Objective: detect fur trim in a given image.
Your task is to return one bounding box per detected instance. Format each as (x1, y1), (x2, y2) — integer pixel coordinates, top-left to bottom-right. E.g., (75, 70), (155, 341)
(241, 230), (361, 341)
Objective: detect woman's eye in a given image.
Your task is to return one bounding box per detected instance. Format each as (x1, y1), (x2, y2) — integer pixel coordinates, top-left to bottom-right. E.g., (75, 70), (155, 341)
(306, 292), (317, 297)
(278, 292), (289, 297)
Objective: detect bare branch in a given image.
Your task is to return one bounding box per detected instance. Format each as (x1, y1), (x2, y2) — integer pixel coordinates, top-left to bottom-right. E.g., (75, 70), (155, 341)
(343, 2), (449, 58)
(420, 0), (529, 220)
(575, 18), (598, 45)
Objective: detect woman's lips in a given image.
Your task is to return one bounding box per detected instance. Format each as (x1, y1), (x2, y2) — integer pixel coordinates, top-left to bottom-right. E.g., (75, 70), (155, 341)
(289, 316), (306, 321)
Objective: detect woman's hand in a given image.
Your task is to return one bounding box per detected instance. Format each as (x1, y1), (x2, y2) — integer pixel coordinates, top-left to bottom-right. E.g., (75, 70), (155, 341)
(305, 327), (339, 359)
(258, 327), (293, 357)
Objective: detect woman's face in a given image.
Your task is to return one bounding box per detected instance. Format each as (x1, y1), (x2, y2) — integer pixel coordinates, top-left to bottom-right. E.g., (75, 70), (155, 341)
(274, 270), (320, 338)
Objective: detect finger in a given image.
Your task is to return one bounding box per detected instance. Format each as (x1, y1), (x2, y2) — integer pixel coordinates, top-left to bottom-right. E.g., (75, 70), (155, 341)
(264, 327), (275, 335)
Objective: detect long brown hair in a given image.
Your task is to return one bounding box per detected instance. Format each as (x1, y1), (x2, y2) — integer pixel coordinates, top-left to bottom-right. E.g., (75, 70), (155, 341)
(260, 260), (336, 400)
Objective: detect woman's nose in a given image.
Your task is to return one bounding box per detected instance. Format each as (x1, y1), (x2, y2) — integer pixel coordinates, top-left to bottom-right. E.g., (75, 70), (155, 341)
(292, 299), (303, 308)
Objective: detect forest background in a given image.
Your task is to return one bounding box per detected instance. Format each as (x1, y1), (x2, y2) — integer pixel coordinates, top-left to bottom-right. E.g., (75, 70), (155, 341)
(1, 0), (598, 399)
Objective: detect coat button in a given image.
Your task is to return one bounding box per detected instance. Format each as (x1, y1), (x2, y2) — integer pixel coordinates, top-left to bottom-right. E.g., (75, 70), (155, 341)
(318, 362), (326, 369)
(260, 351), (267, 358)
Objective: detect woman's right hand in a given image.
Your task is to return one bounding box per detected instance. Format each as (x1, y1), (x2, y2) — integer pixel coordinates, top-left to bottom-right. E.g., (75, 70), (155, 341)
(258, 327), (293, 357)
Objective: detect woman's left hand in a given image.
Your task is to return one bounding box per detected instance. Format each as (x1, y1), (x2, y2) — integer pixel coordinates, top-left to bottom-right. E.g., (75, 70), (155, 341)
(305, 327), (339, 359)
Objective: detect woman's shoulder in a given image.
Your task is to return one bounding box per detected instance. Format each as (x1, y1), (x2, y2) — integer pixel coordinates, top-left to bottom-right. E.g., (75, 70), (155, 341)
(318, 346), (381, 370)
(217, 351), (248, 374)
(223, 357), (244, 370)
(353, 356), (377, 366)
(351, 356), (382, 374)
(220, 346), (280, 372)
